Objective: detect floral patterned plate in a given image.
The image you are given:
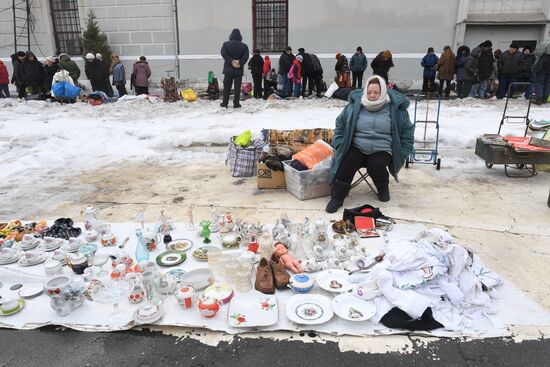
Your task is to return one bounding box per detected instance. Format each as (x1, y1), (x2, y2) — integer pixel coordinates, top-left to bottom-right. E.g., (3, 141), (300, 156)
(227, 291), (278, 328)
(285, 294), (333, 325)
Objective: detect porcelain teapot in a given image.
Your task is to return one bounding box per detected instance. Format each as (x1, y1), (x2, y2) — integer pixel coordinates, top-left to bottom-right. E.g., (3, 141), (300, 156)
(82, 206), (102, 231)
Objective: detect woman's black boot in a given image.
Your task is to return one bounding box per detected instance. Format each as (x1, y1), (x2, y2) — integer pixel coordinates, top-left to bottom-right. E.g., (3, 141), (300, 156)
(375, 181), (390, 202)
(325, 180), (351, 213)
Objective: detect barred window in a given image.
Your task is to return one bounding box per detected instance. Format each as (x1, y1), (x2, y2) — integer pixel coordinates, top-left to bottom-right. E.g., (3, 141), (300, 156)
(252, 0), (288, 53)
(49, 0), (82, 55)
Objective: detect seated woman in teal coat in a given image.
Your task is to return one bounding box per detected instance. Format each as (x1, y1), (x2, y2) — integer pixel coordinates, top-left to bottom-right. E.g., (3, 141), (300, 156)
(326, 75), (414, 213)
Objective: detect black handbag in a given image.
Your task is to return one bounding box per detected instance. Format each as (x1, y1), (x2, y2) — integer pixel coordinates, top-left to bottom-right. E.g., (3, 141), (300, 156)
(342, 204), (388, 222)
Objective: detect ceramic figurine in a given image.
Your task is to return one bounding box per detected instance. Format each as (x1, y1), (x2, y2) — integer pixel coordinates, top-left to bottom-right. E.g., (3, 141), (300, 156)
(135, 208), (146, 229)
(154, 210), (174, 235)
(209, 206), (220, 232)
(200, 221), (211, 244)
(187, 204), (195, 230)
(224, 212), (234, 231)
(274, 242), (303, 273)
(45, 276), (86, 316)
(247, 233), (259, 253)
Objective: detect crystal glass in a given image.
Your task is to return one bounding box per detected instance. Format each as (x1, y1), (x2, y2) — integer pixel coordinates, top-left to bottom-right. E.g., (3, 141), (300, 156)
(89, 254), (110, 279)
(91, 279), (133, 324)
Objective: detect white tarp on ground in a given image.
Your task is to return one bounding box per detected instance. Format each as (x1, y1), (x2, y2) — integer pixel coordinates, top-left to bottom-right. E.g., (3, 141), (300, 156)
(1, 222), (549, 337)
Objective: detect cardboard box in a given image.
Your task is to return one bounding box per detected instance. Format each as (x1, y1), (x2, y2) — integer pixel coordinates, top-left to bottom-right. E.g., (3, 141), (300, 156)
(257, 162), (286, 189)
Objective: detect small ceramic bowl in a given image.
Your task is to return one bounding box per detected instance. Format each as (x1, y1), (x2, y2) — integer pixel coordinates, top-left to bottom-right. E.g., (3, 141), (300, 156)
(44, 259), (63, 277)
(288, 274), (314, 293)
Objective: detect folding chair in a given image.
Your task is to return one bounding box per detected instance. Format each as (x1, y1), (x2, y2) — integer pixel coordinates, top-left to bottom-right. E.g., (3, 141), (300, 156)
(351, 168), (378, 194)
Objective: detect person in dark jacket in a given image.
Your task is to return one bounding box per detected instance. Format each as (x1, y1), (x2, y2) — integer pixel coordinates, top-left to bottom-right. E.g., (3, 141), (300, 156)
(220, 28), (249, 108)
(461, 47), (480, 98)
(132, 56), (152, 95)
(473, 40), (494, 98)
(350, 46), (368, 89)
(310, 53), (324, 97)
(371, 50), (394, 83)
(278, 46), (294, 98)
(335, 53), (350, 87)
(85, 53), (101, 92)
(533, 39), (550, 104)
(518, 46), (536, 99)
(497, 42), (524, 99)
(326, 75), (414, 212)
(11, 51), (26, 98)
(0, 59), (9, 98)
(455, 45), (470, 97)
(421, 47), (439, 93)
(247, 49), (264, 99)
(297, 48), (314, 97)
(24, 51), (45, 95)
(97, 53), (113, 97)
(43, 56), (59, 94)
(58, 53), (81, 86)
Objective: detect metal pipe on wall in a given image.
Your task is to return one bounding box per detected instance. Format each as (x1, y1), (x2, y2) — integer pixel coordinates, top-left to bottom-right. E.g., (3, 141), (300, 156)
(172, 0), (181, 79)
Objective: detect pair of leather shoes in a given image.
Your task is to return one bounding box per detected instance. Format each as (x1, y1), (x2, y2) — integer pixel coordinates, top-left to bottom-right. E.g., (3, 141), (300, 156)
(255, 255), (290, 294)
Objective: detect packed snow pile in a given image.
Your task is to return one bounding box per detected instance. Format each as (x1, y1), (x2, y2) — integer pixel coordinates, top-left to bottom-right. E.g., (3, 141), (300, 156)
(0, 97), (542, 187)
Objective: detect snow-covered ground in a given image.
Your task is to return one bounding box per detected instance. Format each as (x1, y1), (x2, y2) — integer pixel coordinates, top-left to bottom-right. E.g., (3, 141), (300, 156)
(0, 96), (546, 191)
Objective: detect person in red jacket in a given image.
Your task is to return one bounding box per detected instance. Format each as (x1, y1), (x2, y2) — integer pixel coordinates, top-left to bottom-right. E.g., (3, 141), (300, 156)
(263, 55), (272, 98)
(290, 55), (303, 97)
(0, 60), (10, 98)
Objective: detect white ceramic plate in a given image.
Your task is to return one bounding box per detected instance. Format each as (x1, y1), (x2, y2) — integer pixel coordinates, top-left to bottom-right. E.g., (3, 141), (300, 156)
(0, 251), (24, 265)
(316, 269), (354, 293)
(18, 284), (44, 299)
(285, 294), (334, 325)
(179, 268), (215, 290)
(18, 252), (47, 267)
(166, 238), (193, 252)
(38, 241), (63, 252)
(332, 293), (376, 322)
(228, 291), (278, 328)
(14, 239), (41, 251)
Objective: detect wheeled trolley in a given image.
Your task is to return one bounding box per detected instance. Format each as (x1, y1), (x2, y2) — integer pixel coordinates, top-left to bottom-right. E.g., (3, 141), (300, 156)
(474, 82), (550, 177)
(406, 94), (441, 169)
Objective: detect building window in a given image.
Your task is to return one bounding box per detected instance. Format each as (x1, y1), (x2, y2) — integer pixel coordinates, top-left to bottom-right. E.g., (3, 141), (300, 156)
(49, 0), (82, 55)
(252, 0), (288, 53)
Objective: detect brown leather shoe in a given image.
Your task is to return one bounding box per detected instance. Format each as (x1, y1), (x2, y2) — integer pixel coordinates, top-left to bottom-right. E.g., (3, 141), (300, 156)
(255, 257), (275, 294)
(270, 254), (290, 289)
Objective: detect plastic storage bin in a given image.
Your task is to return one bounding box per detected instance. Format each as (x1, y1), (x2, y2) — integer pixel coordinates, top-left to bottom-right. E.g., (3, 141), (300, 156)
(282, 160), (331, 200)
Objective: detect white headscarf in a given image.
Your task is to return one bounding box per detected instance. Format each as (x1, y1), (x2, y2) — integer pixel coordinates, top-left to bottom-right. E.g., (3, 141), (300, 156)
(361, 75), (391, 111)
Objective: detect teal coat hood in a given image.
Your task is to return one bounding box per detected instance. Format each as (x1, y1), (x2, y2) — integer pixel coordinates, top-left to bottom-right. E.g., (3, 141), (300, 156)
(330, 88), (415, 183)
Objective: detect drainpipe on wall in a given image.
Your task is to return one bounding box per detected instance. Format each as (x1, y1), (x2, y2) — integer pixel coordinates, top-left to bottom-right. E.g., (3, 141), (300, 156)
(172, 0), (181, 79)
(454, 0), (470, 49)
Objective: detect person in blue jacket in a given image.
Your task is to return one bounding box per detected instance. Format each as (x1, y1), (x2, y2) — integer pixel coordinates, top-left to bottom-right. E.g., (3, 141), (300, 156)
(326, 75), (415, 213)
(220, 28), (249, 108)
(421, 47), (439, 93)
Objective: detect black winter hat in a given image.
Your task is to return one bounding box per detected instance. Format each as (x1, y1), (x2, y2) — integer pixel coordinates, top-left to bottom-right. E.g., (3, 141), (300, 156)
(510, 42), (520, 49)
(298, 47), (305, 53)
(253, 49), (260, 54)
(357, 46), (363, 52)
(16, 51), (25, 57)
(427, 47), (434, 53)
(480, 40), (492, 48)
(523, 45), (533, 52)
(285, 46), (292, 52)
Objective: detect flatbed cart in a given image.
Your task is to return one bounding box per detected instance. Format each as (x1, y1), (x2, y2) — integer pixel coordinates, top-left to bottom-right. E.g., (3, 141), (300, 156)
(474, 82), (550, 177)
(406, 94), (442, 169)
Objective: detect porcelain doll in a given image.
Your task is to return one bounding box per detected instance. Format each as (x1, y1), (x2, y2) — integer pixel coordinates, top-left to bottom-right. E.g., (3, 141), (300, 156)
(274, 242), (303, 273)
